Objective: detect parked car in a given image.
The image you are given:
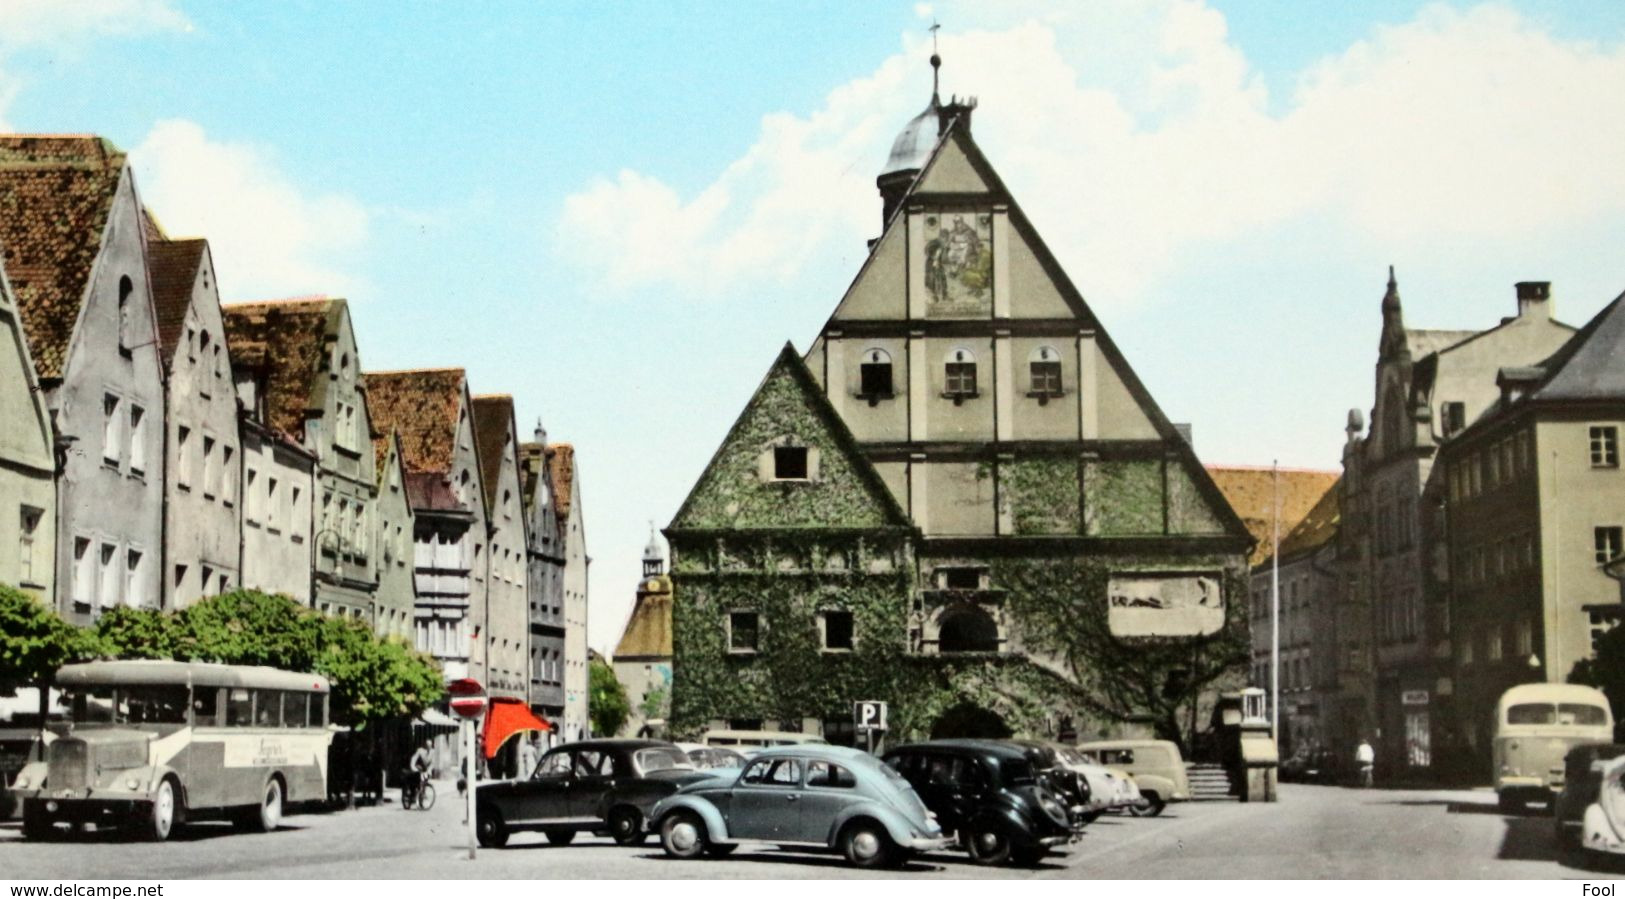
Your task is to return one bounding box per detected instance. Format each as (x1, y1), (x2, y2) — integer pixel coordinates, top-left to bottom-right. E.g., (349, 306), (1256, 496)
(1076, 739), (1192, 816)
(1005, 740), (1094, 827)
(1555, 743), (1625, 850)
(884, 739), (1076, 866)
(1042, 742), (1125, 820)
(698, 729), (829, 756)
(1582, 755), (1625, 857)
(676, 743), (747, 770)
(474, 739), (709, 848)
(649, 745), (950, 868)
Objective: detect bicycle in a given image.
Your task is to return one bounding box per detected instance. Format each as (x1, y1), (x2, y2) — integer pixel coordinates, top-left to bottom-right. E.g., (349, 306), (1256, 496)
(402, 773), (437, 811)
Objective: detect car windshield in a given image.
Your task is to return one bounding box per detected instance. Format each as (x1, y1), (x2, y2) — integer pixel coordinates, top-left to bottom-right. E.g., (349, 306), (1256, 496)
(62, 684), (188, 726)
(999, 757), (1037, 787)
(635, 748), (695, 772)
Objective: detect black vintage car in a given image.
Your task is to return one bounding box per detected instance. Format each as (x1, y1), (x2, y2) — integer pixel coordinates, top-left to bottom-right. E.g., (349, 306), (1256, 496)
(882, 739), (1075, 866)
(1554, 743), (1625, 850)
(1005, 739), (1093, 827)
(475, 739), (709, 848)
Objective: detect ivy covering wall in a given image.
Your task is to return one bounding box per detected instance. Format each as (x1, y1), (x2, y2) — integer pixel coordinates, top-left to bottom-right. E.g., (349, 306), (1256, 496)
(1085, 459), (1165, 535)
(1004, 457), (1081, 535)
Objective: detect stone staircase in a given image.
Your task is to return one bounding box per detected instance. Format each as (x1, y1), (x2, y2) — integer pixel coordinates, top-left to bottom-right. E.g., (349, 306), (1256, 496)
(1186, 762), (1241, 800)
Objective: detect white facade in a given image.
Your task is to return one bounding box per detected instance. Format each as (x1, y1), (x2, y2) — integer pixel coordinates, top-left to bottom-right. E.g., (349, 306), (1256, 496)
(0, 265), (54, 600)
(558, 451), (590, 740)
(239, 418), (315, 603)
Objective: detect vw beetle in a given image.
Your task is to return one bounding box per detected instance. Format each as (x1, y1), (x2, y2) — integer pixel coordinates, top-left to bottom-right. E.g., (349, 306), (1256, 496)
(649, 744), (951, 868)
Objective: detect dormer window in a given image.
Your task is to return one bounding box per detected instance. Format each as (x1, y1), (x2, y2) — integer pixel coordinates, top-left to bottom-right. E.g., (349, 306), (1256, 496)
(1028, 345), (1063, 403)
(943, 347), (978, 404)
(774, 446), (808, 480)
(858, 348), (893, 405)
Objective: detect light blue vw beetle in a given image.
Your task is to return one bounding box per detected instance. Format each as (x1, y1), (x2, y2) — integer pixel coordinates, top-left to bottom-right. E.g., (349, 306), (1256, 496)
(649, 744), (952, 868)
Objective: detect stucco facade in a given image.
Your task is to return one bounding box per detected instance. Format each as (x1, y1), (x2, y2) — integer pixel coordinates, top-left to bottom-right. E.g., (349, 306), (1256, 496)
(238, 416), (315, 603)
(371, 430), (416, 640)
(152, 239), (242, 607)
(0, 138), (165, 623)
(552, 445), (590, 741)
(472, 395), (529, 701)
(521, 428), (566, 724)
(0, 262), (55, 600)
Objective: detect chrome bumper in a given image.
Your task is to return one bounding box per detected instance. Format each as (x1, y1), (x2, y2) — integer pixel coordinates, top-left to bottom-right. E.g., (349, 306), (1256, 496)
(904, 834), (956, 852)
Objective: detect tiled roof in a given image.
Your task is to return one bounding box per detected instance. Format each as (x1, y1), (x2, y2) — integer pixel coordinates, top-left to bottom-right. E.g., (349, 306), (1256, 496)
(1206, 466), (1340, 567)
(221, 298), (338, 442)
(141, 207), (167, 243)
(547, 443), (575, 523)
(471, 394), (514, 512)
(0, 135), (128, 380)
(614, 578), (673, 660)
(371, 428), (399, 488)
(147, 239), (207, 368)
(1532, 291), (1625, 402)
(1266, 476), (1341, 566)
(363, 368), (465, 475)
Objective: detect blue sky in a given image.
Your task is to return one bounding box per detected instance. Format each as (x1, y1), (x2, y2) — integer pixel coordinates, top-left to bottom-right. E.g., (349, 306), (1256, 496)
(3, 1), (1624, 653)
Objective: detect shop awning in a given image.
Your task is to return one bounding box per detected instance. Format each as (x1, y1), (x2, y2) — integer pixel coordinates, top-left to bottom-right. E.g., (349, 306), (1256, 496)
(481, 696), (552, 759)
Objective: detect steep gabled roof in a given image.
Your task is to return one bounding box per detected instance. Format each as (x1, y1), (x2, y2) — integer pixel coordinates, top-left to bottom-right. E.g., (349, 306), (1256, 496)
(1531, 290), (1625, 402)
(363, 368), (466, 475)
(1206, 466), (1340, 567)
(471, 394), (516, 512)
(147, 238), (208, 369)
(221, 297), (340, 441)
(1262, 476), (1341, 567)
(546, 443), (576, 523)
(519, 442), (545, 507)
(0, 135), (128, 379)
(614, 580), (672, 661)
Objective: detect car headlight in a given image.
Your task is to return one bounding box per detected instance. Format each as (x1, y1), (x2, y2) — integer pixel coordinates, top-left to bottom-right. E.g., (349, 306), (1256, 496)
(126, 777), (141, 790)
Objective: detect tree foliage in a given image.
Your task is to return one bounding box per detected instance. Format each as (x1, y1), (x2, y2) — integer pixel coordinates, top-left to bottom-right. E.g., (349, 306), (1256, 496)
(589, 658), (629, 737)
(1570, 626), (1625, 738)
(0, 584), (99, 696)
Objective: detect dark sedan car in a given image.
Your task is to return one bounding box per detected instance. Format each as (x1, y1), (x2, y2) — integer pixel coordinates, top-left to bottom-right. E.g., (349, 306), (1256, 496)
(883, 739), (1075, 866)
(1006, 739), (1093, 827)
(1555, 743), (1625, 850)
(475, 739), (709, 848)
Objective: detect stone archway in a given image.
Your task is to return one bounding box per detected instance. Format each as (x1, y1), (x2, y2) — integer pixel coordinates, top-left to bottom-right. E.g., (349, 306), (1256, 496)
(938, 605), (1000, 653)
(930, 702), (1012, 740)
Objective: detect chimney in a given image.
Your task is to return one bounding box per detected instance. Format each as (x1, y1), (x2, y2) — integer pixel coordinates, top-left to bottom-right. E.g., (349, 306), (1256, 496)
(1516, 281), (1552, 321)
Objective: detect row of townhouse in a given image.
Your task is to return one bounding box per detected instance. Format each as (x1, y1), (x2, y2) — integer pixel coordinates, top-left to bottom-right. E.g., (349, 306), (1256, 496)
(0, 135), (590, 740)
(1217, 272), (1625, 780)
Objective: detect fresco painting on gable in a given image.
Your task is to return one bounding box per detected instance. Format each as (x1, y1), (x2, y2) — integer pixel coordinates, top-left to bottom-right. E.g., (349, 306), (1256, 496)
(923, 208), (993, 318)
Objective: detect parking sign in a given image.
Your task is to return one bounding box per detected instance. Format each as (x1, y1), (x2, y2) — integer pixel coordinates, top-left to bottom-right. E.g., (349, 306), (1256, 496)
(854, 700), (887, 731)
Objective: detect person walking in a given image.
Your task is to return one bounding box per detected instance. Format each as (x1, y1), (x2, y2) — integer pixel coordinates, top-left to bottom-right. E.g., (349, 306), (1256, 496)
(405, 739), (434, 807)
(1355, 737), (1376, 788)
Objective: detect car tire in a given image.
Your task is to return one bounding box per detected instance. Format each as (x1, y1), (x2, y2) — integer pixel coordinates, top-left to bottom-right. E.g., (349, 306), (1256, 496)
(609, 807), (645, 846)
(1129, 792), (1166, 817)
(964, 827), (1014, 866)
(545, 829), (576, 846)
(660, 810), (709, 860)
(143, 778), (179, 842)
(21, 801), (54, 842)
(841, 820), (897, 869)
(238, 778), (283, 833)
(476, 807), (509, 848)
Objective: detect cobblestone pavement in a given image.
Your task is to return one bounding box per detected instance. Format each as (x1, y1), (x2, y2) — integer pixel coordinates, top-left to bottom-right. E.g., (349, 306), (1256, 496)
(0, 783), (1609, 879)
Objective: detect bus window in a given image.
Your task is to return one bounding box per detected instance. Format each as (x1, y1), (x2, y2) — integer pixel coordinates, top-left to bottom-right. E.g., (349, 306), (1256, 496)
(255, 691), (282, 728)
(123, 686), (188, 725)
(67, 687), (116, 724)
(193, 687), (220, 727)
(1507, 704), (1557, 725)
(227, 688), (253, 727)
(1560, 704), (1609, 726)
(283, 692), (309, 728)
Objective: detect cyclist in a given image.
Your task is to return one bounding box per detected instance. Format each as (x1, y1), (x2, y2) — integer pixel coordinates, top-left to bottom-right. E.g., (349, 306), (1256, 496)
(405, 739), (434, 807)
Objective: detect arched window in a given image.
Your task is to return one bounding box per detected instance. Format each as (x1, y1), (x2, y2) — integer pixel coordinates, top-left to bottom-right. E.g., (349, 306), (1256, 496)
(1028, 345), (1063, 401)
(117, 276), (134, 355)
(938, 605), (999, 653)
(942, 346), (978, 403)
(859, 347), (893, 403)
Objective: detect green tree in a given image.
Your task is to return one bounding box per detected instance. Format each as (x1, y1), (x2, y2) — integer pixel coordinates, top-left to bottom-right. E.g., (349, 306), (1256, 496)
(94, 606), (182, 660)
(175, 589), (319, 670)
(589, 659), (630, 737)
(313, 615), (444, 728)
(0, 584), (99, 697)
(640, 684), (670, 723)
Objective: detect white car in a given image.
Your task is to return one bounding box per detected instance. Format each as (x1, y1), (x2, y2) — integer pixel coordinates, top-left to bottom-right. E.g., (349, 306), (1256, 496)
(1582, 755), (1625, 855)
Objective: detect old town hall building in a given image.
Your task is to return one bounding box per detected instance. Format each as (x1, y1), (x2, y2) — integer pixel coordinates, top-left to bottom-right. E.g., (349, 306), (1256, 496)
(666, 58), (1253, 745)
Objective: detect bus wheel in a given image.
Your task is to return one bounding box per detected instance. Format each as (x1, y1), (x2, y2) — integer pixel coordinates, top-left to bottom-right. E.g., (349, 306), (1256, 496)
(239, 778), (284, 832)
(143, 779), (179, 842)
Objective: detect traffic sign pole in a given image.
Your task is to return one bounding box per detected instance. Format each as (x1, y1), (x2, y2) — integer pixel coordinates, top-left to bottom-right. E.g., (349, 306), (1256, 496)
(465, 717), (477, 860)
(446, 678), (486, 861)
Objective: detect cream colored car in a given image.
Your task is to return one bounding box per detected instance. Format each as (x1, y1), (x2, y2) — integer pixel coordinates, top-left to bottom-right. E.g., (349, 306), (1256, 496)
(1076, 739), (1192, 816)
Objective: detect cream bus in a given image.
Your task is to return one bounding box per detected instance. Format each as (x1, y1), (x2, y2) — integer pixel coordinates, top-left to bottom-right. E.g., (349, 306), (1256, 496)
(11, 660), (333, 841)
(1494, 682), (1613, 813)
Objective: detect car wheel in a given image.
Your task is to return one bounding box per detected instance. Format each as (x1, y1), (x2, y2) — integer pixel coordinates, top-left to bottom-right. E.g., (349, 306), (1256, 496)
(476, 807), (509, 848)
(21, 801), (55, 842)
(143, 778), (178, 842)
(545, 829), (576, 846)
(841, 820), (897, 869)
(965, 828), (1013, 866)
(1129, 792), (1166, 817)
(660, 810), (709, 860)
(609, 807), (646, 846)
(238, 778), (283, 832)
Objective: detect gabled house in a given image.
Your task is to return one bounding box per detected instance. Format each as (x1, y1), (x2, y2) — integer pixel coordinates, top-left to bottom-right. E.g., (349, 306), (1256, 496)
(149, 237), (241, 607)
(0, 246), (54, 600)
(0, 136), (165, 622)
(222, 297), (380, 621)
(371, 428), (416, 641)
(471, 394), (529, 702)
(546, 441), (590, 741)
(520, 424), (565, 726)
(364, 368), (489, 684)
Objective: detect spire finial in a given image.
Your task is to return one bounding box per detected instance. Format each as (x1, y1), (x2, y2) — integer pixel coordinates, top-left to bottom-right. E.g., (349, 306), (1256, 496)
(929, 21), (942, 102)
(1388, 264), (1396, 287)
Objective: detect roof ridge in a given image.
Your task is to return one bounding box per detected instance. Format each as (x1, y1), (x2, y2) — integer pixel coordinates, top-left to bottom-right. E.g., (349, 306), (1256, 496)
(365, 365), (465, 376)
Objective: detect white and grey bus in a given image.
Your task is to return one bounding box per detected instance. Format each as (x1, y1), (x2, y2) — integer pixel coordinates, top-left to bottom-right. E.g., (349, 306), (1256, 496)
(11, 660), (333, 841)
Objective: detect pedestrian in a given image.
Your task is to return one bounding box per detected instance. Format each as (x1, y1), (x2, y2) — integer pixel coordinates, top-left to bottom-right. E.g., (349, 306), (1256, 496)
(518, 733), (538, 779)
(1356, 737), (1375, 788)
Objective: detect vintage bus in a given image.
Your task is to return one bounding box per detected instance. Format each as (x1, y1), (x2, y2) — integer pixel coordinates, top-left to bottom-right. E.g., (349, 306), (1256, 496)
(11, 660), (333, 841)
(1493, 682), (1614, 812)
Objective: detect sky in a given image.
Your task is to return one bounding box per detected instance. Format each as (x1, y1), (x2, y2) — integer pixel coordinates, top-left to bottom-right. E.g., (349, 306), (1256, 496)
(3, 0), (1624, 655)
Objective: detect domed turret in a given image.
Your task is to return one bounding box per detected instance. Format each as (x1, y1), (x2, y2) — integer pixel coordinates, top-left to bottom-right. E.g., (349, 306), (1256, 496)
(876, 45), (975, 227)
(642, 522), (664, 577)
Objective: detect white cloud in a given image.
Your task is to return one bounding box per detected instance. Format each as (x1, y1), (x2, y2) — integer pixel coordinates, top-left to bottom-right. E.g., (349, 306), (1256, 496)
(131, 119), (370, 300)
(555, 1), (1625, 311)
(0, 0), (191, 48)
